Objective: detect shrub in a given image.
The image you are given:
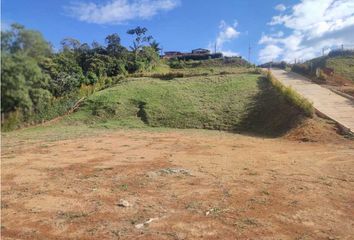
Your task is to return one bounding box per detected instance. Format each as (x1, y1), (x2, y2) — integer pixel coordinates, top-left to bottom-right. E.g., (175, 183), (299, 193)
(1, 110), (23, 131)
(168, 59), (185, 69)
(267, 71), (314, 117)
(90, 101), (119, 118)
(79, 84), (96, 98)
(1, 94), (80, 131)
(30, 94), (79, 123)
(151, 72), (184, 80)
(318, 69), (328, 81)
(291, 64), (311, 76)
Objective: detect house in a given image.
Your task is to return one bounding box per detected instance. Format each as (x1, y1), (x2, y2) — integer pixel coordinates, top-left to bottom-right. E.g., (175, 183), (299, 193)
(163, 51), (182, 59)
(164, 51), (182, 56)
(191, 48), (210, 54)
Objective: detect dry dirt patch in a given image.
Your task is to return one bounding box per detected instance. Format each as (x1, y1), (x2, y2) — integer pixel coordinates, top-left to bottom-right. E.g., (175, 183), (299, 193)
(2, 129), (354, 239)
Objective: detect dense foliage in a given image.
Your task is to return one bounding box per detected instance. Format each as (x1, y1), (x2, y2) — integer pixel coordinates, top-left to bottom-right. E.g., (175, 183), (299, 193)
(1, 24), (161, 130)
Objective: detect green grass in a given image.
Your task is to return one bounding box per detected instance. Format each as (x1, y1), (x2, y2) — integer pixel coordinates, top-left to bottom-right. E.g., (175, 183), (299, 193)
(62, 71), (307, 137)
(326, 56), (354, 82)
(130, 66), (254, 79)
(305, 55), (354, 82)
(267, 71), (314, 117)
(3, 67), (309, 140)
(66, 74), (261, 131)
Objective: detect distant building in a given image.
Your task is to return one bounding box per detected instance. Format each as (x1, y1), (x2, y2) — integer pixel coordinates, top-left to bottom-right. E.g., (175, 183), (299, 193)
(164, 51), (182, 58)
(191, 48), (210, 54)
(163, 48), (221, 60)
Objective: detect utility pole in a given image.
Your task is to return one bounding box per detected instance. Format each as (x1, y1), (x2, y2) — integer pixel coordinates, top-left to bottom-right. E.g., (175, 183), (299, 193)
(248, 41), (251, 63)
(322, 48), (325, 57)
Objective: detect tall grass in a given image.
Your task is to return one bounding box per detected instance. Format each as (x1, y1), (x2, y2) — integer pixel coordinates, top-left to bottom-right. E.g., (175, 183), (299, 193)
(267, 71), (314, 117)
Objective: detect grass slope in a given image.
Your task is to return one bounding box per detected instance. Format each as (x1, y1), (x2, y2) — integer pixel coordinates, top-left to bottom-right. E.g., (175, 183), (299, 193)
(69, 74), (259, 130)
(306, 55), (354, 82)
(66, 72), (305, 136)
(326, 56), (354, 82)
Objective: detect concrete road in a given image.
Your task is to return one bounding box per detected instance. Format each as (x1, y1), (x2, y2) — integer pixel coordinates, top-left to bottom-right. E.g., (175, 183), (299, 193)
(270, 68), (354, 133)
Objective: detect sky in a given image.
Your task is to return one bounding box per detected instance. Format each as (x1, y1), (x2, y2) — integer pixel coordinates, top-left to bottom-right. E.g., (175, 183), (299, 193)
(2, 0), (354, 64)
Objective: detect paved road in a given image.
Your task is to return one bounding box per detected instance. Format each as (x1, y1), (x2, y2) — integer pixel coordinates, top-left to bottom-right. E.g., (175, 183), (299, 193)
(270, 68), (354, 133)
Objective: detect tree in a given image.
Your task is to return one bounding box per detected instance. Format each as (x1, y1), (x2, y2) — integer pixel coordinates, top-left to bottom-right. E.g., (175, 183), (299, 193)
(105, 34), (124, 56)
(46, 52), (86, 96)
(1, 23), (52, 59)
(1, 53), (52, 113)
(60, 38), (81, 52)
(91, 41), (107, 55)
(140, 46), (160, 70)
(127, 27), (153, 53)
(49, 72), (82, 97)
(1, 54), (32, 113)
(150, 40), (161, 53)
(1, 23), (163, 128)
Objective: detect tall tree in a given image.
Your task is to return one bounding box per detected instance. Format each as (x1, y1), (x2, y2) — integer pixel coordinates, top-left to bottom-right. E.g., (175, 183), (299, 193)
(60, 38), (81, 52)
(1, 53), (52, 113)
(127, 27), (153, 53)
(1, 23), (52, 59)
(105, 34), (123, 56)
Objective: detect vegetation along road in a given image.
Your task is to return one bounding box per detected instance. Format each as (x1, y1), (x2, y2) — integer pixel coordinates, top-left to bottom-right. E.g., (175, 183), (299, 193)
(270, 68), (354, 133)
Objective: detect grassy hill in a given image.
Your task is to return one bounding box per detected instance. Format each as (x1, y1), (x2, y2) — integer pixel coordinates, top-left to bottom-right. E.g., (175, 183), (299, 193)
(65, 68), (305, 136)
(326, 56), (354, 82)
(304, 55), (354, 82)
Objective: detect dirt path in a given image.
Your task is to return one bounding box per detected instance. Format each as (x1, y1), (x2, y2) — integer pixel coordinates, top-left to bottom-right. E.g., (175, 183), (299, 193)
(270, 69), (354, 133)
(2, 129), (354, 239)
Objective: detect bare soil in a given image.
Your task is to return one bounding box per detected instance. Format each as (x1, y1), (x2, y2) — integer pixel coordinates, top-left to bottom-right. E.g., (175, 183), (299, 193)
(313, 74), (354, 98)
(2, 127), (354, 239)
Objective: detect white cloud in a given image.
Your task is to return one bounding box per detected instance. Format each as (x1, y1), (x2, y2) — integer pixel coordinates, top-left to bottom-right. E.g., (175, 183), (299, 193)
(207, 20), (240, 57)
(274, 4), (286, 11)
(66, 0), (180, 24)
(259, 0), (354, 63)
(274, 31), (284, 37)
(216, 20), (240, 49)
(259, 44), (284, 63)
(221, 50), (240, 57)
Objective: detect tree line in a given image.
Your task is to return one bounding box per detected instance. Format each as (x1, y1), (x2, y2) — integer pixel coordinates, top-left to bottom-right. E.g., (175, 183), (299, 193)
(1, 23), (161, 129)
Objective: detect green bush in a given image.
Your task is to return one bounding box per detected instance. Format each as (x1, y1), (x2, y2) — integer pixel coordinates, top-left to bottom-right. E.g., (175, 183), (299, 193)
(1, 94), (80, 131)
(29, 94), (80, 122)
(151, 72), (185, 80)
(1, 110), (23, 131)
(168, 59), (185, 69)
(291, 64), (311, 76)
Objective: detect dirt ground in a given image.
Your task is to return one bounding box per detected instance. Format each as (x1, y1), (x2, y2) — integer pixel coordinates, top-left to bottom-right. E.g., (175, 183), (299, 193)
(1, 127), (354, 239)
